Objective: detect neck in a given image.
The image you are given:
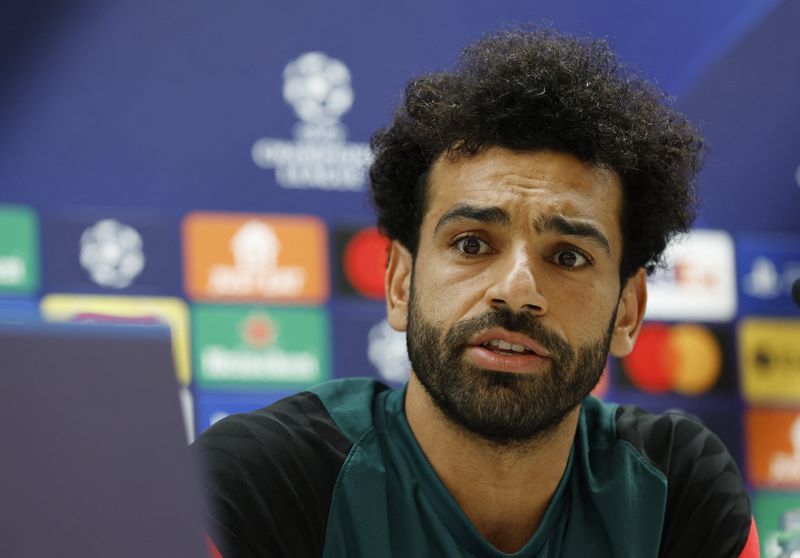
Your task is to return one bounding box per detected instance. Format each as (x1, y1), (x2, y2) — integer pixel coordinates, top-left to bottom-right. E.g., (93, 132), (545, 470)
(404, 374), (580, 554)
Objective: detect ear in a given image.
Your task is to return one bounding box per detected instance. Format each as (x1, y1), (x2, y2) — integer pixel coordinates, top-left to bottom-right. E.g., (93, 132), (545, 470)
(609, 268), (648, 358)
(385, 240), (412, 332)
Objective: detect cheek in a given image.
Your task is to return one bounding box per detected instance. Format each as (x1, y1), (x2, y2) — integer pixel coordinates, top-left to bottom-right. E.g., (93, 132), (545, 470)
(414, 262), (488, 321)
(548, 280), (617, 340)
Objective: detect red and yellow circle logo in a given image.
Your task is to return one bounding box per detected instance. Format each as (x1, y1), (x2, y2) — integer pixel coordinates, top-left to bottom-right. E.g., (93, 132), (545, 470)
(622, 323), (722, 395)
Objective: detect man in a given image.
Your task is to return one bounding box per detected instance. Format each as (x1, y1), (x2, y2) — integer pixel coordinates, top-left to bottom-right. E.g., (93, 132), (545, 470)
(192, 28), (759, 557)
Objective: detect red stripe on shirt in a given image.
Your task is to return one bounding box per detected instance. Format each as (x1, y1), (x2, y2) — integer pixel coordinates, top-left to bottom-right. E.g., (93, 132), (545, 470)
(738, 517), (760, 558)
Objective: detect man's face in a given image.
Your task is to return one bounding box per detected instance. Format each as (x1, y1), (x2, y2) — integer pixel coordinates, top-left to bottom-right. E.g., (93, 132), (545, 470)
(394, 147), (639, 446)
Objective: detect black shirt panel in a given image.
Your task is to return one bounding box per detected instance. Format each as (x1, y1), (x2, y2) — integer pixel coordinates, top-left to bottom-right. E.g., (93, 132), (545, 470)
(191, 391), (352, 558)
(615, 405), (752, 558)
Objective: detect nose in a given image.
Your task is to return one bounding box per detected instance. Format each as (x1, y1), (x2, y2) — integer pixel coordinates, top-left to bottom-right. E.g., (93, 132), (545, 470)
(485, 247), (548, 314)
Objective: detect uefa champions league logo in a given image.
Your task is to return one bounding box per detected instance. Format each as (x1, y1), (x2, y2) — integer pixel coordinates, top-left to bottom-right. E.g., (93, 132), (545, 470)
(283, 51), (354, 142)
(79, 219), (145, 289)
(252, 52), (372, 191)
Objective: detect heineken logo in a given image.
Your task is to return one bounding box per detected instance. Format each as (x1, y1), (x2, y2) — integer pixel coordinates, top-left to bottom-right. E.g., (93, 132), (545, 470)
(193, 305), (330, 388)
(200, 348), (320, 382)
(241, 313), (276, 349)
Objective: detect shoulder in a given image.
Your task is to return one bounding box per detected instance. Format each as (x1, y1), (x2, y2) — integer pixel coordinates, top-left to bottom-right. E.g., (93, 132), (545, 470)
(612, 402), (756, 558)
(308, 377), (393, 441)
(191, 379), (388, 558)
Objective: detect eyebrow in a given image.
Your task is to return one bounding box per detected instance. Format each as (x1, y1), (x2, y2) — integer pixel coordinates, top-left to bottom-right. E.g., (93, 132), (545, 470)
(534, 214), (611, 255)
(433, 204), (511, 235)
(432, 204), (612, 256)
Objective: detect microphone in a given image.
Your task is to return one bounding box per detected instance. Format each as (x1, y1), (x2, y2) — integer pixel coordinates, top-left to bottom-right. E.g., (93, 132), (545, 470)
(793, 278), (800, 308)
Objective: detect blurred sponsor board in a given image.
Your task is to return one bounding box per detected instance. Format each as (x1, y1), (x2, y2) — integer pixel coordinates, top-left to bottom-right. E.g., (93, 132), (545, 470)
(754, 491), (800, 558)
(0, 205), (39, 295)
(746, 409), (800, 488)
(193, 304), (330, 389)
(333, 226), (389, 300)
(645, 230), (736, 322)
(737, 233), (800, 317)
(615, 322), (736, 396)
(41, 211), (181, 295)
(183, 212), (328, 303)
(739, 319), (800, 404)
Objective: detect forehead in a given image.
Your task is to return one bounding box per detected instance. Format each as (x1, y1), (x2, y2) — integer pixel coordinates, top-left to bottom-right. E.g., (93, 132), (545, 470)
(424, 147), (623, 241)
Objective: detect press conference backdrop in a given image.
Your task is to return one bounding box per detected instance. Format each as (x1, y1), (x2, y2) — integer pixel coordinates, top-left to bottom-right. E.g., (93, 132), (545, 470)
(1, 1), (799, 555)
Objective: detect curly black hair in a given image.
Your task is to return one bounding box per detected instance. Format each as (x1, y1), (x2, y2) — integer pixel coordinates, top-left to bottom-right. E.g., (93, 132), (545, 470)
(369, 28), (704, 280)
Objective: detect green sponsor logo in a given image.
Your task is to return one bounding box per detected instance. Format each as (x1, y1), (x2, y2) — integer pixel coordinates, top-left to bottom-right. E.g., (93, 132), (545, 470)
(193, 304), (330, 388)
(755, 491), (800, 557)
(0, 205), (39, 294)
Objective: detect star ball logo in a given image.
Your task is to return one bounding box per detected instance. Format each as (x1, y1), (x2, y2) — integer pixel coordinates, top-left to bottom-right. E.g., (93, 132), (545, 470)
(252, 52), (373, 191)
(367, 318), (410, 384)
(79, 219), (145, 289)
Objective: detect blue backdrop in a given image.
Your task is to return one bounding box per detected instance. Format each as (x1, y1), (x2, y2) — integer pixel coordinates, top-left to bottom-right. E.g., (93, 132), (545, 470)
(1, 2), (799, 553)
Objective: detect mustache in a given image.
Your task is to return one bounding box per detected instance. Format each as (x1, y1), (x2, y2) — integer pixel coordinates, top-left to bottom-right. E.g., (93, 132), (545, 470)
(444, 307), (571, 359)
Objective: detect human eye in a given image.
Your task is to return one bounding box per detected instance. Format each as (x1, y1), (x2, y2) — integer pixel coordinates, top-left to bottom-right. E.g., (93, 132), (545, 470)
(452, 235), (493, 257)
(551, 248), (592, 269)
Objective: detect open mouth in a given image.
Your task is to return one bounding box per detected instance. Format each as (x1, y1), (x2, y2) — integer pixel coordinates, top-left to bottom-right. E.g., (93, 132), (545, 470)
(480, 339), (536, 355)
(464, 328), (552, 373)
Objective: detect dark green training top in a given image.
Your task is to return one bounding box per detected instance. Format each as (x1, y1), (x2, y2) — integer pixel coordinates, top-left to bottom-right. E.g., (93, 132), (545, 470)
(191, 378), (758, 558)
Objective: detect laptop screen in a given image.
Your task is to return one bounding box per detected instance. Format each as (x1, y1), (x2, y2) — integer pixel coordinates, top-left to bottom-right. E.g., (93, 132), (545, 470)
(0, 321), (209, 557)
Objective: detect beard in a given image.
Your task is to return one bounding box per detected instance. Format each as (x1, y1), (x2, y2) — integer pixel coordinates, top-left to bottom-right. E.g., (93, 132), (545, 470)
(406, 288), (615, 447)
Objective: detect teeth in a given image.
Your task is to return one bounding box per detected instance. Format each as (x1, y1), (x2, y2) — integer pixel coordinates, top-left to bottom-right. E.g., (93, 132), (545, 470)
(484, 339), (529, 353)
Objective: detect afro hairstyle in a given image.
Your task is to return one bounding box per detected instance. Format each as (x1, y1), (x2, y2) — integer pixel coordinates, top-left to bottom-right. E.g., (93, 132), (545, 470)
(369, 27), (705, 280)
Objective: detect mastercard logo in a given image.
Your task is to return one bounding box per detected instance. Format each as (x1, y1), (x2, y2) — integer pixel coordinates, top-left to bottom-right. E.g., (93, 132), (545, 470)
(621, 323), (723, 395)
